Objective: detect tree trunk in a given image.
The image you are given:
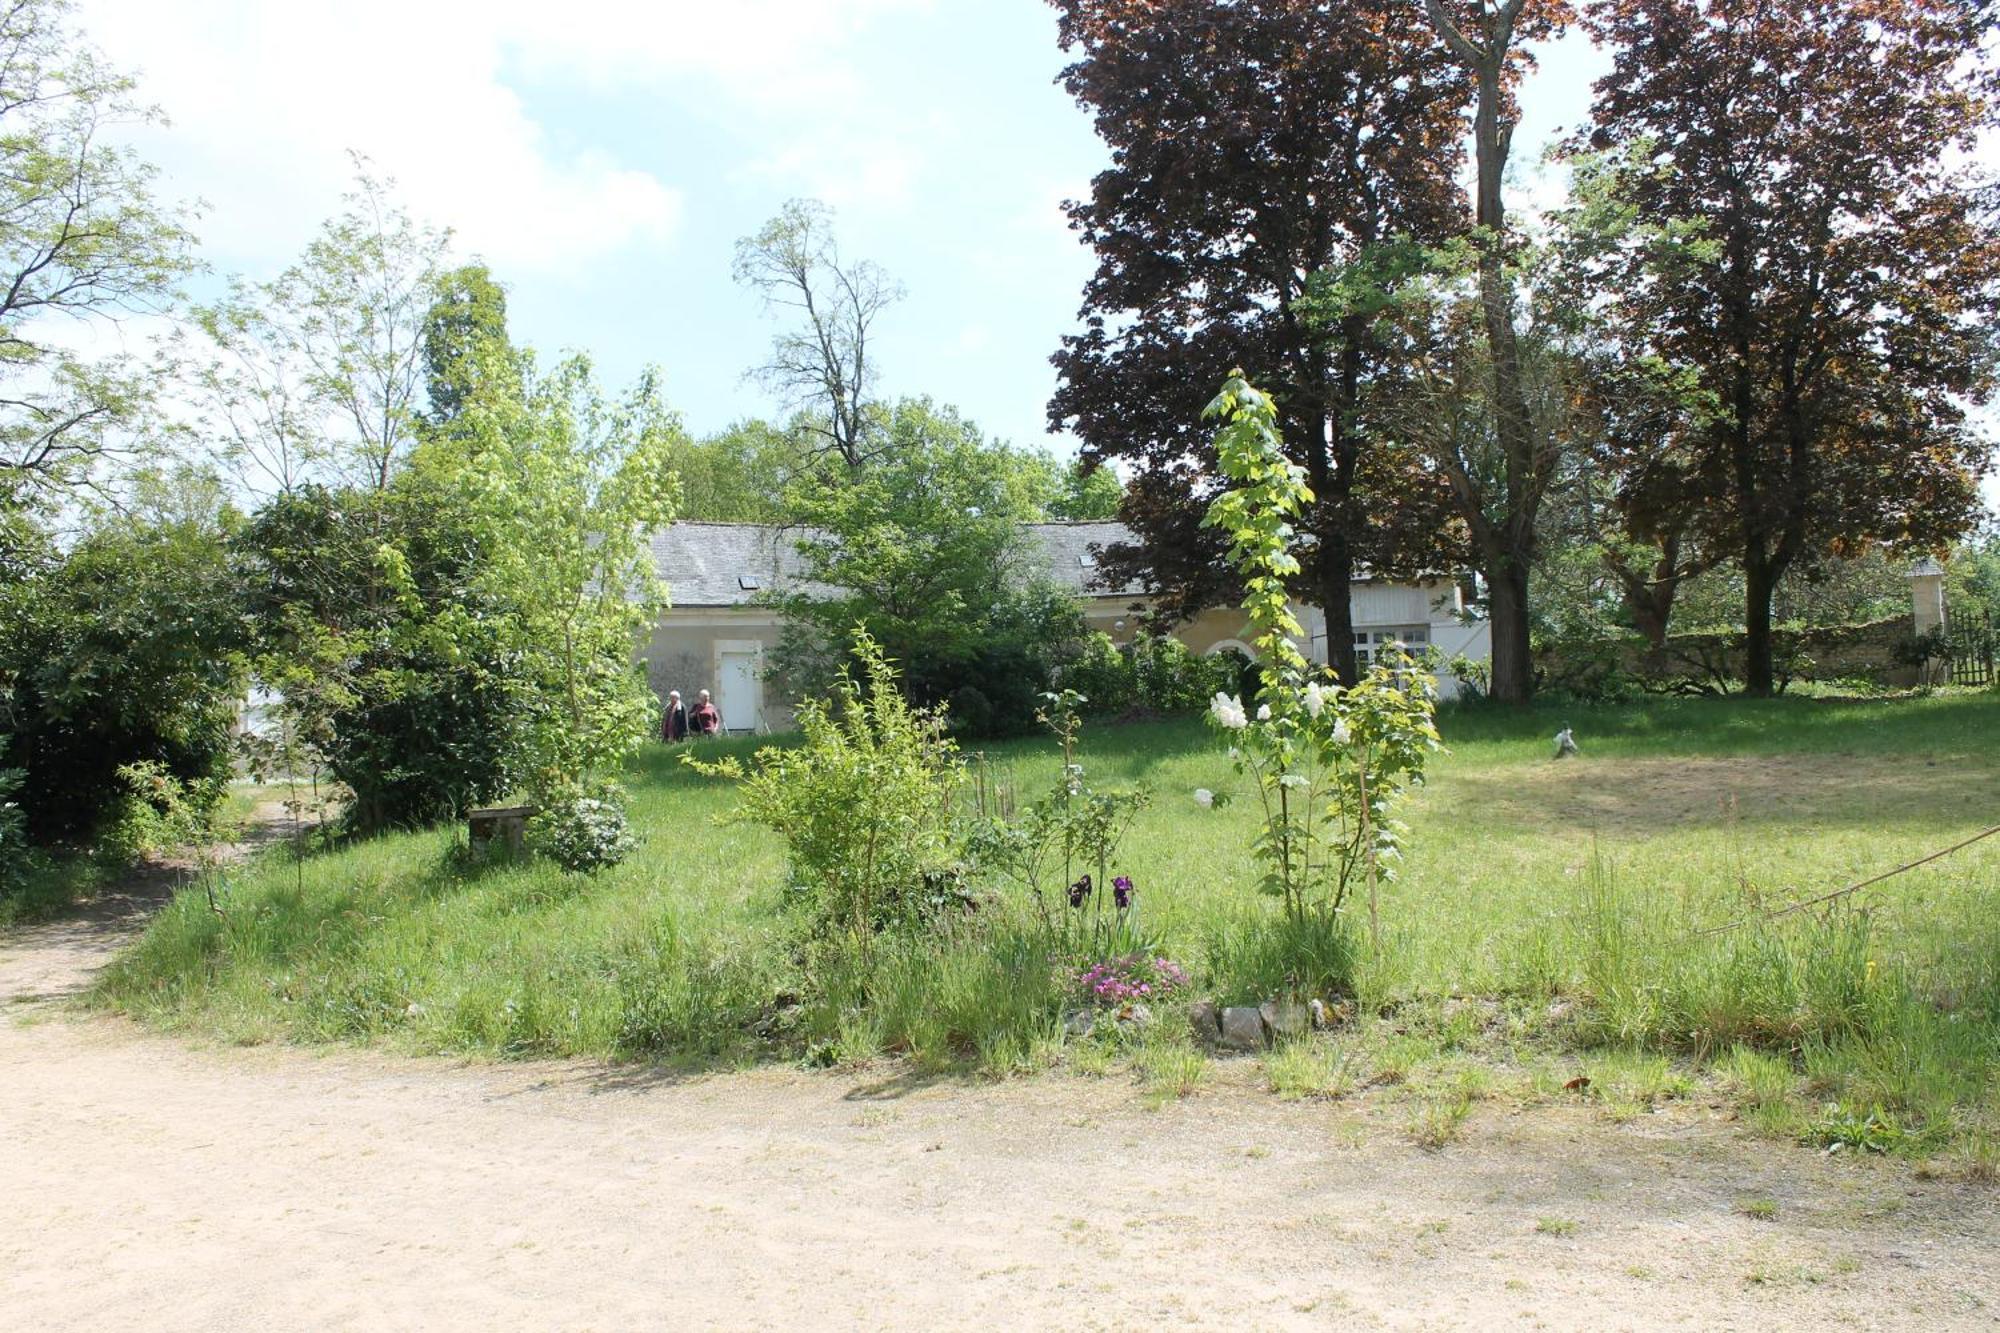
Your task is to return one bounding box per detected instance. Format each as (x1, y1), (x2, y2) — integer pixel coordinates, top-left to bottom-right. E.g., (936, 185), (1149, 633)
(1743, 546), (1778, 698)
(1317, 529), (1360, 686)
(1485, 552), (1533, 704)
(1421, 0), (1547, 706)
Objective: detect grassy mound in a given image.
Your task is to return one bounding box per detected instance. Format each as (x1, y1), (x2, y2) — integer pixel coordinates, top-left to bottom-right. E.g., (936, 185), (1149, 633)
(97, 694), (2000, 1156)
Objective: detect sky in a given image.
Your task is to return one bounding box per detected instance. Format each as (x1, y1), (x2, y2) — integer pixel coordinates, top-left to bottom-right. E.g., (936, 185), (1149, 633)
(64, 0), (1996, 512)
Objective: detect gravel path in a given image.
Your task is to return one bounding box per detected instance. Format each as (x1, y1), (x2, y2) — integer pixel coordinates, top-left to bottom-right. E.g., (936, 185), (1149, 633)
(3, 845), (1996, 1330)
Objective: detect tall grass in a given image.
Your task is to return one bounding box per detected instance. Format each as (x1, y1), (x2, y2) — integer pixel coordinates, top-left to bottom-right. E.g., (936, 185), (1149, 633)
(91, 693), (2000, 1151)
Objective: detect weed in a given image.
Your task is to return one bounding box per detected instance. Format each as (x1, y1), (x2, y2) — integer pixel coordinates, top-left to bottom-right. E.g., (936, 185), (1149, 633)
(1535, 1216), (1580, 1237)
(1264, 1040), (1355, 1101)
(1134, 1034), (1208, 1104)
(1738, 1198), (1779, 1221)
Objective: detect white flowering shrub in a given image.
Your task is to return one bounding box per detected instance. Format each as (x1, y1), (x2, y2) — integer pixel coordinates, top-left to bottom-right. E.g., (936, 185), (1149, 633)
(530, 788), (637, 874)
(1201, 372), (1441, 931)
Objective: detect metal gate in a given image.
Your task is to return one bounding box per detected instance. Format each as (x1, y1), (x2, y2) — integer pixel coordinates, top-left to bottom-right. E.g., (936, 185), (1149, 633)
(1950, 613), (1997, 687)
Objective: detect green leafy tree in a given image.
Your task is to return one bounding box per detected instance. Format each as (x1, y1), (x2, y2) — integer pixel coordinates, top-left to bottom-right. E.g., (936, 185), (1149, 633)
(235, 480), (517, 831)
(1, 478), (248, 845)
(183, 161), (447, 498)
(434, 349), (682, 803)
(0, 0), (195, 532)
(665, 417), (816, 523)
(769, 398), (1083, 734)
(422, 263), (510, 429)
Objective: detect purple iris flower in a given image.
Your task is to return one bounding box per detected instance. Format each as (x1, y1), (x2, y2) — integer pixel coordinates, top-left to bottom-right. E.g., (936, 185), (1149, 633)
(1113, 876), (1133, 909)
(1067, 875), (1092, 908)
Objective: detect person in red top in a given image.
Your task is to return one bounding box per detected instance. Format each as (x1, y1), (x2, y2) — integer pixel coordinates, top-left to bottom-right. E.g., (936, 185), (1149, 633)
(688, 688), (722, 737)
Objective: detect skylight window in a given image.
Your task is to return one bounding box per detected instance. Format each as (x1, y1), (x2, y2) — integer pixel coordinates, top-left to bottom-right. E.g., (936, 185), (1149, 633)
(738, 575), (761, 591)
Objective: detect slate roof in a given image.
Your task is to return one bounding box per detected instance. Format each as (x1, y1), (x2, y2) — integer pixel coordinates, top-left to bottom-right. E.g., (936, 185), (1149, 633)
(648, 520), (1142, 608)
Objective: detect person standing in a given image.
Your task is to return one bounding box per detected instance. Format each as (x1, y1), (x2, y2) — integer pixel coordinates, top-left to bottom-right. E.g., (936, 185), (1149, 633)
(661, 689), (689, 742)
(689, 688), (722, 737)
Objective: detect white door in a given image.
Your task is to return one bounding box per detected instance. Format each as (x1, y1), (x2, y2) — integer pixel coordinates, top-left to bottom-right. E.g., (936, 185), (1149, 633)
(717, 652), (758, 732)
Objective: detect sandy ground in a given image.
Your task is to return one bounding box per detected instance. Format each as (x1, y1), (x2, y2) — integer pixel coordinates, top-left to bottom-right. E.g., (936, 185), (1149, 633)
(4, 841), (1998, 1330)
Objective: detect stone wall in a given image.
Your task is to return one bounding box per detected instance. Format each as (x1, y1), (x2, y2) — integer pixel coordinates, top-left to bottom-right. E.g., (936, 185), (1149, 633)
(1535, 616), (1919, 695)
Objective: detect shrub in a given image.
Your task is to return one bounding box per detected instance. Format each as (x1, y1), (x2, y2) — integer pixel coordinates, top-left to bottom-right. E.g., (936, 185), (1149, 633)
(2, 505), (246, 847)
(1061, 632), (1237, 719)
(97, 762), (229, 869)
(1201, 372), (1441, 931)
(693, 630), (964, 938)
(528, 787), (636, 874)
(0, 763), (37, 901)
(1061, 632), (1137, 715)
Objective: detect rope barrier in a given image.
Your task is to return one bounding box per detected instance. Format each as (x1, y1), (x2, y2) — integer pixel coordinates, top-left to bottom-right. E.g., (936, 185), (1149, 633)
(1692, 822), (2000, 939)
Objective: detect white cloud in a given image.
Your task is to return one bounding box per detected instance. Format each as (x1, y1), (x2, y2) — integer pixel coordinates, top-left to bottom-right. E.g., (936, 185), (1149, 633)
(69, 0), (934, 277)
(74, 0), (684, 275)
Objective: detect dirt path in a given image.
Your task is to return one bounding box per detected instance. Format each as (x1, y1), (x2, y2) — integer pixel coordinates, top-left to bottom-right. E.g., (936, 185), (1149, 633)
(4, 849), (1997, 1329)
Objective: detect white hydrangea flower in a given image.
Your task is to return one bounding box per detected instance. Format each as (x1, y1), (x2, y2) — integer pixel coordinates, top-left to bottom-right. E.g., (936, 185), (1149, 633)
(1303, 681), (1326, 719)
(1256, 703), (1272, 722)
(1193, 788), (1215, 808)
(1331, 719), (1352, 746)
(1209, 692), (1249, 730)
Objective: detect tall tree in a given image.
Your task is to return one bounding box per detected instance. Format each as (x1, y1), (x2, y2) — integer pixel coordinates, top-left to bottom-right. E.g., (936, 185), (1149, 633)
(1580, 0), (2000, 694)
(733, 199), (902, 472)
(769, 396), (1084, 735)
(1049, 0), (1471, 683)
(0, 0), (194, 527)
(422, 262), (510, 428)
(1416, 0), (1573, 703)
(184, 162), (447, 499)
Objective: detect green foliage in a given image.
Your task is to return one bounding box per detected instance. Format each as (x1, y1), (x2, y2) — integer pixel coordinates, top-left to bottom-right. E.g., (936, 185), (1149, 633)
(770, 397), (1085, 736)
(694, 632), (964, 939)
(528, 786), (636, 875)
(1200, 372), (1442, 932)
(237, 481), (517, 831)
(99, 760), (227, 869)
(1948, 528), (2000, 627)
(431, 350), (681, 804)
(665, 417), (813, 522)
(966, 690), (1153, 957)
(0, 0), (196, 519)
(0, 762), (35, 901)
(422, 263), (510, 429)
(0, 494), (247, 846)
(1062, 632), (1236, 718)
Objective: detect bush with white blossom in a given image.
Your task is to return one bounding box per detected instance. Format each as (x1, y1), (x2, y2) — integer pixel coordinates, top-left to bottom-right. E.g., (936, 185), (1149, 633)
(1200, 371), (1441, 932)
(529, 786), (637, 873)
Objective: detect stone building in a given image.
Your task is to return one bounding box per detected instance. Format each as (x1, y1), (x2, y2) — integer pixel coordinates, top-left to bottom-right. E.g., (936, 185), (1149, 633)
(642, 520), (1489, 734)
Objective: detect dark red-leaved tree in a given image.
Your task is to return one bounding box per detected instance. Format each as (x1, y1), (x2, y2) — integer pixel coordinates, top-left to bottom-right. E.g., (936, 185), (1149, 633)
(1048, 0), (1472, 683)
(1581, 0), (2000, 695)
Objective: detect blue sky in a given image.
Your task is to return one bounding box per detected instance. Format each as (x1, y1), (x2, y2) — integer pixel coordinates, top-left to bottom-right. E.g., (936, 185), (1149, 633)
(68, 1), (1994, 513)
(71, 1), (1614, 454)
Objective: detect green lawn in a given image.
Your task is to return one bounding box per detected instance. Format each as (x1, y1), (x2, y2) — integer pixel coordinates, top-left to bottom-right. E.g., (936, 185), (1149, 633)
(96, 692), (2000, 1162)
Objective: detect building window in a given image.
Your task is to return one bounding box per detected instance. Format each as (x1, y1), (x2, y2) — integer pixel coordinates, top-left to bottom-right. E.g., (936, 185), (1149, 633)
(1355, 626), (1429, 668)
